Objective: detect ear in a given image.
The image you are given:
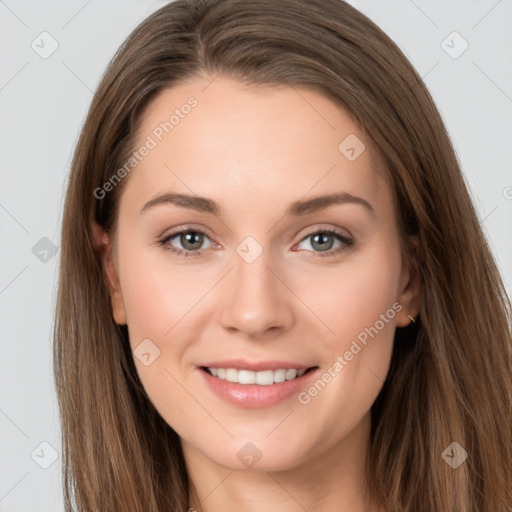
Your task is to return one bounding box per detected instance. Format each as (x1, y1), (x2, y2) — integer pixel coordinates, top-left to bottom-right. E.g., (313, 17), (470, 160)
(395, 235), (422, 327)
(90, 221), (127, 325)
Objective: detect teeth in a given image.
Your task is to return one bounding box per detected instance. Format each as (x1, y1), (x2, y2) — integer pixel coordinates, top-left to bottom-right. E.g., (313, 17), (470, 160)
(225, 368), (238, 382)
(285, 369), (297, 380)
(207, 367), (309, 385)
(274, 369), (286, 383)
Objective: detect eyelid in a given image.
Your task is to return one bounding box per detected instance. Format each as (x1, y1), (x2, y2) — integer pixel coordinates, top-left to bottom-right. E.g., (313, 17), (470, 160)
(297, 224), (353, 241)
(157, 223), (214, 238)
(157, 223), (354, 257)
(158, 224), (352, 246)
(293, 226), (354, 258)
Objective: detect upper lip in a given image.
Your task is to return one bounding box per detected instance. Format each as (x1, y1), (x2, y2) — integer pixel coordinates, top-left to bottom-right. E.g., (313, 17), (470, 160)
(199, 359), (318, 371)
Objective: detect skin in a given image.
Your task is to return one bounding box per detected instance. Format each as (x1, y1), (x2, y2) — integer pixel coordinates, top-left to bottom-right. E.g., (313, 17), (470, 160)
(92, 75), (421, 512)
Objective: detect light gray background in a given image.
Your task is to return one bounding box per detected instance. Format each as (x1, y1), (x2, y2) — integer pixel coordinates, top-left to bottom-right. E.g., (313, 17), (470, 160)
(1, 1), (511, 510)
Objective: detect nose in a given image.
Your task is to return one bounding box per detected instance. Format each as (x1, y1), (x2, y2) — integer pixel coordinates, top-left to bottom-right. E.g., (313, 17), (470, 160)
(218, 251), (295, 339)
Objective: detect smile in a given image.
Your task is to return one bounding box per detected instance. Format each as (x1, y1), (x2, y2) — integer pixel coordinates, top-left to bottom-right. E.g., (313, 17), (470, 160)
(202, 367), (314, 385)
(198, 364), (319, 408)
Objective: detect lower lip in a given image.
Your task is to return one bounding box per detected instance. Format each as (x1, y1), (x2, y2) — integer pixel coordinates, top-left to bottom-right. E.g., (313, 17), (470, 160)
(198, 367), (318, 408)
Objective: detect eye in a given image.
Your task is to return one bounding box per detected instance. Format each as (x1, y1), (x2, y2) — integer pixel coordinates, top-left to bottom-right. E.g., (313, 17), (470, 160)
(157, 226), (354, 258)
(295, 228), (354, 258)
(157, 228), (215, 257)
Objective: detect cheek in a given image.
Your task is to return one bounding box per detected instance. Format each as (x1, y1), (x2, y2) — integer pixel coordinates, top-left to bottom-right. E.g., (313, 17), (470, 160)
(291, 239), (400, 402)
(291, 237), (402, 351)
(290, 240), (401, 441)
(117, 235), (211, 346)
(115, 240), (207, 426)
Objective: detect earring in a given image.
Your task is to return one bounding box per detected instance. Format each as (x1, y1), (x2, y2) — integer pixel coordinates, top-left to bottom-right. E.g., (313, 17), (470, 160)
(407, 314), (416, 324)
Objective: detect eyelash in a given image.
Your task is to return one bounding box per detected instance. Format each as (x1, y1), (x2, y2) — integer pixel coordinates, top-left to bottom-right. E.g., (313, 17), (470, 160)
(156, 226), (354, 259)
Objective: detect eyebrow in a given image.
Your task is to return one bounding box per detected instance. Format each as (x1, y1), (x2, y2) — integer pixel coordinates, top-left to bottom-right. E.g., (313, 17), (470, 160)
(140, 191), (375, 217)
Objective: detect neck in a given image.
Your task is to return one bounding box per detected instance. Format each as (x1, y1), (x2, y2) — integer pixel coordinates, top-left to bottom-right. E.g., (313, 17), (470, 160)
(183, 411), (383, 512)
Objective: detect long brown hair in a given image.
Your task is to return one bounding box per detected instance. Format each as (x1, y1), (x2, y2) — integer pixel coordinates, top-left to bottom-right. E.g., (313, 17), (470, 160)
(53, 0), (512, 510)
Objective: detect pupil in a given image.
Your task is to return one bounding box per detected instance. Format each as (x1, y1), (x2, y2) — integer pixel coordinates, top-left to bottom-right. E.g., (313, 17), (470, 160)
(312, 233), (333, 251)
(182, 232), (203, 250)
(178, 232), (334, 252)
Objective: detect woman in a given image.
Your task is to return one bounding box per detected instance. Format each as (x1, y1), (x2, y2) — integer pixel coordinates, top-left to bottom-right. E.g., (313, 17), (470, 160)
(53, 0), (512, 510)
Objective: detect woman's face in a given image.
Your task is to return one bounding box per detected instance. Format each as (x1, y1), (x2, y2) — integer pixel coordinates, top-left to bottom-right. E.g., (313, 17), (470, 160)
(100, 75), (419, 471)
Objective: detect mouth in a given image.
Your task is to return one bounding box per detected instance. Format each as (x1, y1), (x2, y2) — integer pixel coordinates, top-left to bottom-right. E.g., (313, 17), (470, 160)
(199, 364), (320, 408)
(197, 359), (320, 408)
(200, 366), (318, 385)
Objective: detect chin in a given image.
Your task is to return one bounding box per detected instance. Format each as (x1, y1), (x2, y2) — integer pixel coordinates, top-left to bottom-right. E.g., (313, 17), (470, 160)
(199, 438), (310, 473)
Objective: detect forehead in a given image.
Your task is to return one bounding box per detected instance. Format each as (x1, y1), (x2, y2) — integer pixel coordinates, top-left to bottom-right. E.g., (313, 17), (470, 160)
(121, 75), (391, 219)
